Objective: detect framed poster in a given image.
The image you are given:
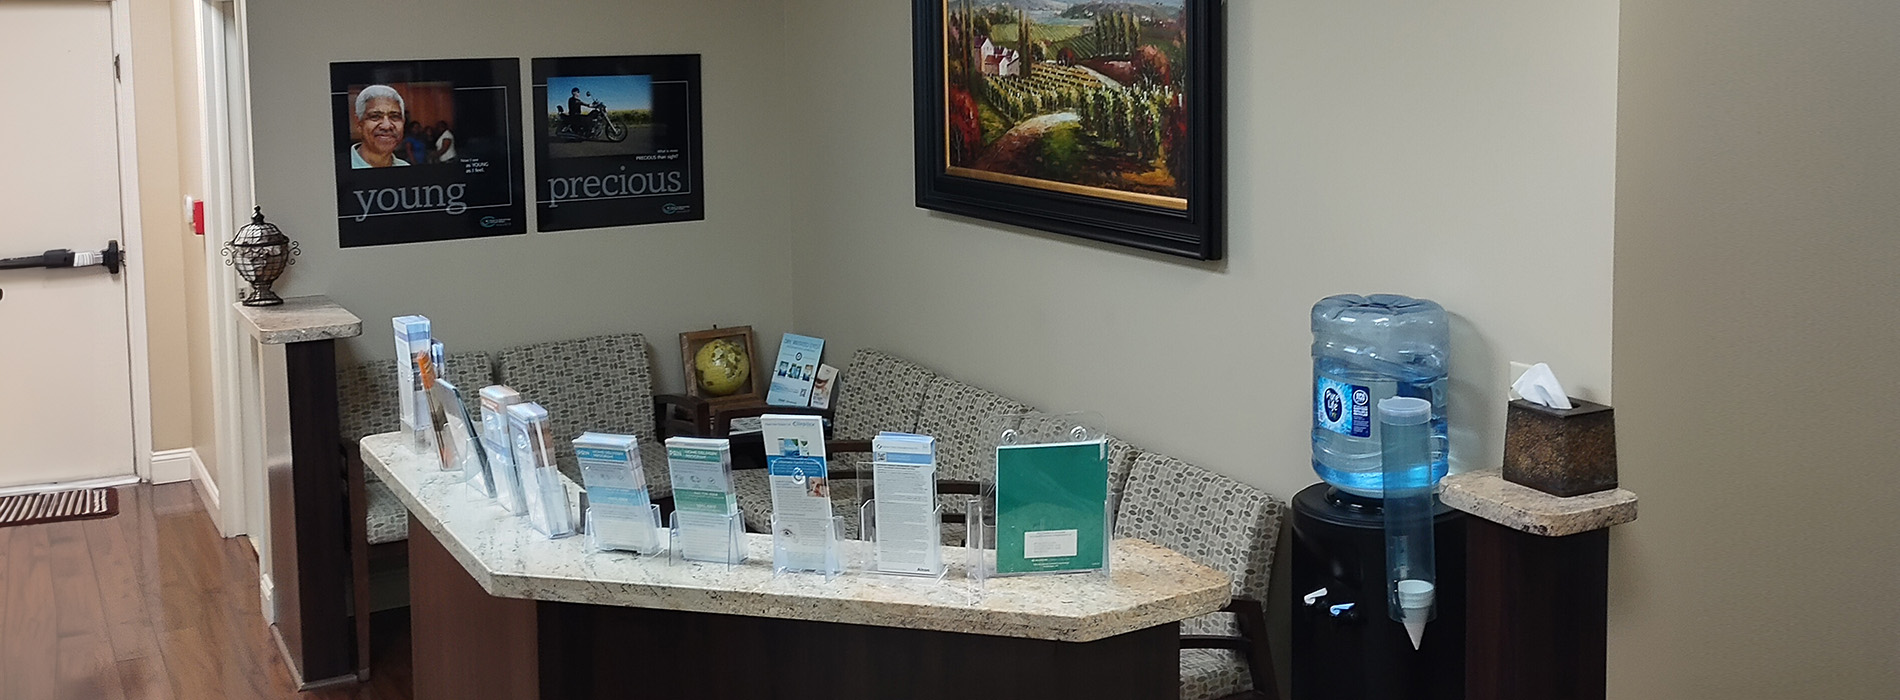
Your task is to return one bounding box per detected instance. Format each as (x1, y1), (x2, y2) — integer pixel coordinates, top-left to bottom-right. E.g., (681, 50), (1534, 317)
(330, 58), (527, 247)
(532, 55), (706, 232)
(913, 0), (1223, 261)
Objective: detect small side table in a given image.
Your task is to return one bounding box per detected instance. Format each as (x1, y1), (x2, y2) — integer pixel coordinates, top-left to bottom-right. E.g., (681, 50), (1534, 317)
(235, 296), (362, 689)
(1439, 469), (1637, 700)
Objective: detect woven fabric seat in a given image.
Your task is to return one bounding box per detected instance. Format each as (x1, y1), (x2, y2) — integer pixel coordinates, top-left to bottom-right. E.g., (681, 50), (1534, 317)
(498, 334), (668, 497)
(1116, 453), (1286, 700)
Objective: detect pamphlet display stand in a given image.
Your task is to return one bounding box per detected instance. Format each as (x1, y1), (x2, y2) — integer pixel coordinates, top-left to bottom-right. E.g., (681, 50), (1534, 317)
(771, 514), (848, 580)
(521, 463), (578, 539)
(964, 412), (1116, 600)
(669, 509), (747, 569)
(859, 501), (948, 580)
(588, 503), (666, 557)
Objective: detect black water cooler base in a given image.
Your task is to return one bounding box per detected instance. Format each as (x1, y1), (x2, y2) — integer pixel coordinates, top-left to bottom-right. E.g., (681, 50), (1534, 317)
(1290, 483), (1466, 700)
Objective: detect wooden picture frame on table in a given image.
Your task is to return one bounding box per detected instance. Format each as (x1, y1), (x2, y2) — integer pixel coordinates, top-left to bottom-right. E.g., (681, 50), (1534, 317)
(914, 0), (1225, 261)
(679, 326), (763, 408)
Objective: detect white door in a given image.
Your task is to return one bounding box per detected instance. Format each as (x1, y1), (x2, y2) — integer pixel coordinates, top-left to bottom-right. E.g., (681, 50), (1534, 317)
(0, 1), (137, 488)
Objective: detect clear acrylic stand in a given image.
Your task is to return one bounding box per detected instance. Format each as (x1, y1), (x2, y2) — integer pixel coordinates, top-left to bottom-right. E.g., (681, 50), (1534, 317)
(969, 412), (1115, 582)
(669, 509), (746, 568)
(771, 514), (846, 581)
(860, 498), (947, 579)
(966, 496), (988, 602)
(522, 464), (577, 539)
(588, 503), (666, 556)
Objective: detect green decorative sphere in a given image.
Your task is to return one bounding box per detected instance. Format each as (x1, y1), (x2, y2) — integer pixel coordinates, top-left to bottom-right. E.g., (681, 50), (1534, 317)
(694, 338), (751, 397)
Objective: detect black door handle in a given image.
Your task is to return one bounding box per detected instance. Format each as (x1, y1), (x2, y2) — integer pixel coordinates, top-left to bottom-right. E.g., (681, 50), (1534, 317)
(0, 240), (121, 274)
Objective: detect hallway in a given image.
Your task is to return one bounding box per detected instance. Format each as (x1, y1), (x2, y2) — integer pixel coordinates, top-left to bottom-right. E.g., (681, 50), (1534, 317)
(0, 483), (410, 699)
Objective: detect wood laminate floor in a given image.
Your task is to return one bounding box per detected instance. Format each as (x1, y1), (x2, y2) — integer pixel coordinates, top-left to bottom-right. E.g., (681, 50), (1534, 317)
(0, 482), (413, 699)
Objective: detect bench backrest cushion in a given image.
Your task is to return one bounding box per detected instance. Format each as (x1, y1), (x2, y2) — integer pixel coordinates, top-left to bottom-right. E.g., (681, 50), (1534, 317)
(831, 348), (938, 439)
(912, 378), (1034, 482)
(1115, 452), (1284, 612)
(338, 352), (495, 443)
(497, 334), (661, 493)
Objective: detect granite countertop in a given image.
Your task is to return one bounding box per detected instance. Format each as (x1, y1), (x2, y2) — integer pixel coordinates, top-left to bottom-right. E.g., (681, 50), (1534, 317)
(233, 295), (362, 344)
(360, 432), (1230, 643)
(1439, 468), (1638, 537)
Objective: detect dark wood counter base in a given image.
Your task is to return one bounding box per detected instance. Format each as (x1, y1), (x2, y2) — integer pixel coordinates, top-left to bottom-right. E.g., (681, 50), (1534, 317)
(407, 516), (1181, 700)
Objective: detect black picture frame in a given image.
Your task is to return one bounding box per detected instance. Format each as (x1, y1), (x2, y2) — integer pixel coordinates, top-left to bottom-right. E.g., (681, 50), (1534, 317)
(531, 54), (706, 232)
(913, 0), (1224, 261)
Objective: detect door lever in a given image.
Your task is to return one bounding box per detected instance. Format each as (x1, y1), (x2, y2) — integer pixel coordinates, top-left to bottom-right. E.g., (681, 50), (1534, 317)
(0, 240), (121, 275)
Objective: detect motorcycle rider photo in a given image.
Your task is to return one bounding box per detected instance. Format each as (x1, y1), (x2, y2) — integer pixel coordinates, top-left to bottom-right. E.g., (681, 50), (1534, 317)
(564, 87), (592, 135)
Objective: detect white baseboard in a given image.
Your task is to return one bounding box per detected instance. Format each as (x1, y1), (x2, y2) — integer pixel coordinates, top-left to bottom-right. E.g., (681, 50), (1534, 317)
(151, 448), (197, 484)
(189, 449), (220, 517)
(259, 572), (277, 624)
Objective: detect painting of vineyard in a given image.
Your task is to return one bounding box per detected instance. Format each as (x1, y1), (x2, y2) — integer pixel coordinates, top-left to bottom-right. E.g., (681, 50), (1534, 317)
(942, 0), (1190, 205)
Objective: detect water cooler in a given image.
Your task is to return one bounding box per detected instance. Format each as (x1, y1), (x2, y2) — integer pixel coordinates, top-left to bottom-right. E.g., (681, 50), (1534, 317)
(1290, 483), (1466, 700)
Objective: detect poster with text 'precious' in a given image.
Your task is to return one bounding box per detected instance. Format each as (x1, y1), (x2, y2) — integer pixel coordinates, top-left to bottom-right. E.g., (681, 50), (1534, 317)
(532, 54), (705, 232)
(330, 58), (526, 247)
(766, 334), (824, 407)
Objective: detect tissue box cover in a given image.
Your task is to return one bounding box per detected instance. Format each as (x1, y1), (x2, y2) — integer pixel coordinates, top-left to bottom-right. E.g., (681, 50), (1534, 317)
(1503, 398), (1618, 497)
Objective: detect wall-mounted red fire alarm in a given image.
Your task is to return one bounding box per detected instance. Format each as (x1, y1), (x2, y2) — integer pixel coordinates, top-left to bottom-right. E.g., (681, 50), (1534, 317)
(191, 198), (206, 235)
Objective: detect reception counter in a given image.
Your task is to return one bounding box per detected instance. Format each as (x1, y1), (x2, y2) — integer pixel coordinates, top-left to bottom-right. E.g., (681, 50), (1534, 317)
(361, 432), (1230, 699)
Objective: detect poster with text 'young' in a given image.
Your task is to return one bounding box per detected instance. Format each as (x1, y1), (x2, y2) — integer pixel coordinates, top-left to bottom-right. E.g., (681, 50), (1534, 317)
(532, 55), (705, 232)
(330, 59), (526, 247)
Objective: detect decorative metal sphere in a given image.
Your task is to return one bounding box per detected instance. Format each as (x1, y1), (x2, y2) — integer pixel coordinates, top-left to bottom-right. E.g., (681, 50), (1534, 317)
(221, 206), (300, 306)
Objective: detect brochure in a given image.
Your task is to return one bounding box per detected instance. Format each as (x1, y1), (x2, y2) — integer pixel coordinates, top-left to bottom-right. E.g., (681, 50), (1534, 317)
(994, 438), (1109, 574)
(765, 333), (825, 406)
(432, 379), (493, 497)
(665, 437), (744, 563)
(392, 316), (432, 451)
(574, 432), (659, 554)
(872, 432), (939, 575)
(507, 402), (575, 538)
(478, 385), (528, 513)
(762, 414), (833, 572)
(425, 341), (453, 469)
(809, 364), (840, 410)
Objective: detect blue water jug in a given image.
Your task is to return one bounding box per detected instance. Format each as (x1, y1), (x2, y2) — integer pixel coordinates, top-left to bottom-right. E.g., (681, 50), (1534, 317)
(1311, 294), (1449, 497)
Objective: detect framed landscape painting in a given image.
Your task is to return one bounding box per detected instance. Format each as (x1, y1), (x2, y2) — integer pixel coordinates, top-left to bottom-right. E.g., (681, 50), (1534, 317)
(914, 0), (1223, 260)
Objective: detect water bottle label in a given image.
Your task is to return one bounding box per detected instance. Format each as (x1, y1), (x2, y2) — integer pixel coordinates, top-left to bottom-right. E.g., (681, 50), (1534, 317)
(1317, 377), (1372, 438)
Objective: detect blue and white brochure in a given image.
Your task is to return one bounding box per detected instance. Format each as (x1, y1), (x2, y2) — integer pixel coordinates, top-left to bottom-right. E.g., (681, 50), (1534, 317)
(574, 432), (660, 554)
(392, 315), (432, 451)
(872, 432), (939, 575)
(761, 414), (833, 572)
(478, 385), (528, 514)
(765, 333), (825, 406)
(665, 437), (744, 564)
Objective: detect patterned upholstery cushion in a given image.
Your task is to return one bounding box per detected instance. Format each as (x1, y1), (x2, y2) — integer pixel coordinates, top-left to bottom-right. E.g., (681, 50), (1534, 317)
(1179, 648), (1252, 700)
(1115, 451), (1285, 698)
(911, 378), (1034, 482)
(365, 479), (409, 545)
(1115, 452), (1285, 606)
(498, 334), (668, 497)
(1104, 434), (1142, 507)
(832, 349), (938, 439)
(339, 352), (494, 486)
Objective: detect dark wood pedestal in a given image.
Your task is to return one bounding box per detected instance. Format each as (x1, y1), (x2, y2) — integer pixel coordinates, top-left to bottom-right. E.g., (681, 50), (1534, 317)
(1464, 518), (1610, 700)
(407, 517), (1181, 700)
(267, 338), (355, 688)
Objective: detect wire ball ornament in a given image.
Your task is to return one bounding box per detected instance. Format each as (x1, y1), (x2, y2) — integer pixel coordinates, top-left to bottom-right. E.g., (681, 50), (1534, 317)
(221, 206), (301, 307)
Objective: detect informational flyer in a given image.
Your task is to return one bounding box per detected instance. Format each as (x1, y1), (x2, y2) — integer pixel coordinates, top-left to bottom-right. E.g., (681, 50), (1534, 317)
(574, 433), (658, 553)
(765, 333), (824, 406)
(330, 58), (526, 247)
(994, 439), (1108, 574)
(665, 437), (743, 563)
(872, 432), (939, 575)
(531, 54), (705, 232)
(761, 415), (832, 572)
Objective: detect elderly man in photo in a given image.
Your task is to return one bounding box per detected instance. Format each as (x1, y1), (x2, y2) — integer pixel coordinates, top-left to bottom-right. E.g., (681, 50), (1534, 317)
(350, 84), (411, 168)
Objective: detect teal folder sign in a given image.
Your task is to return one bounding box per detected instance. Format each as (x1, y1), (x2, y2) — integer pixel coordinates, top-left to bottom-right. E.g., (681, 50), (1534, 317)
(995, 440), (1108, 574)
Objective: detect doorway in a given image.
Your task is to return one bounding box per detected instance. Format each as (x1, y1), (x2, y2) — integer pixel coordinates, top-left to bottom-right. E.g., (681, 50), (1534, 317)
(0, 0), (146, 490)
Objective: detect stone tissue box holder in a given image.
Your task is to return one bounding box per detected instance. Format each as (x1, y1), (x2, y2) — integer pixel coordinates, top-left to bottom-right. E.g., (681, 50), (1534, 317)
(1502, 397), (1618, 497)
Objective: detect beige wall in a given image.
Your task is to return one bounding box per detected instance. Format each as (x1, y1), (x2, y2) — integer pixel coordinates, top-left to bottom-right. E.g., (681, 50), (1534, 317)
(1611, 1), (1900, 697)
(789, 0), (1618, 502)
(172, 0), (217, 478)
(130, 0), (193, 453)
(245, 0), (796, 396)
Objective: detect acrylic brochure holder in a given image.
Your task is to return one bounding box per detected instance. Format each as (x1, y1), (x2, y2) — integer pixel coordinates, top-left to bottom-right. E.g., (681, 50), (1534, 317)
(669, 509), (747, 569)
(588, 502), (666, 557)
(966, 412), (1116, 599)
(859, 500), (947, 580)
(771, 514), (848, 580)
